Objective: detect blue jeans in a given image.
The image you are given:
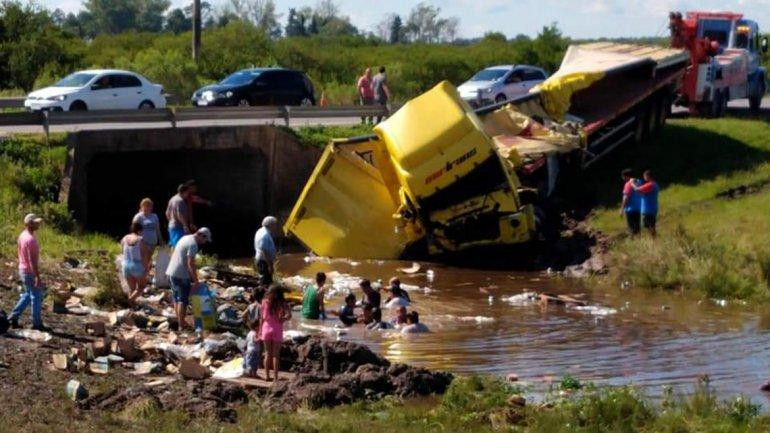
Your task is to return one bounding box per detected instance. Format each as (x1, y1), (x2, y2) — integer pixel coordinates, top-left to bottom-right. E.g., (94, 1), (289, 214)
(10, 271), (43, 328)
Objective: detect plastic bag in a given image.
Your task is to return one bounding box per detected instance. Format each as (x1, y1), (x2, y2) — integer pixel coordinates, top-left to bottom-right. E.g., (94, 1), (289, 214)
(153, 248), (170, 288)
(190, 283), (217, 331)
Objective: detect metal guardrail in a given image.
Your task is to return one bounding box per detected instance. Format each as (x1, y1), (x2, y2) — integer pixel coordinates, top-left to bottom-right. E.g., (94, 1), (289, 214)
(0, 97), (25, 108)
(0, 104), (390, 137)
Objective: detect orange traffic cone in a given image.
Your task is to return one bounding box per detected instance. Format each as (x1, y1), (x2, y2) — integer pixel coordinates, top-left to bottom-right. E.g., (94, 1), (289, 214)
(319, 91), (329, 107)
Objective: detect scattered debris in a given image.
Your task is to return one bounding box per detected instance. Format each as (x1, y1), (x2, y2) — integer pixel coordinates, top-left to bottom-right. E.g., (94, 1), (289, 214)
(398, 262), (421, 274)
(66, 380), (88, 401)
(7, 328), (52, 342)
(52, 354), (69, 371)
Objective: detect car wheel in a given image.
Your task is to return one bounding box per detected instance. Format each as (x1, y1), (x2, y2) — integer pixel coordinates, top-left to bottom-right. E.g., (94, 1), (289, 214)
(495, 94), (507, 104)
(237, 99), (250, 107)
(69, 101), (87, 111)
(300, 97), (313, 106)
(138, 100), (155, 110)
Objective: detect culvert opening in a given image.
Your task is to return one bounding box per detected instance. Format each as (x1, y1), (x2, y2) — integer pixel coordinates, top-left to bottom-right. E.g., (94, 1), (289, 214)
(86, 148), (268, 257)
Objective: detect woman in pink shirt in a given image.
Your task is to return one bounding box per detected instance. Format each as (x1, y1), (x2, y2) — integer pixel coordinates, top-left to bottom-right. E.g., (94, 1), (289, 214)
(357, 67), (375, 124)
(260, 285), (291, 381)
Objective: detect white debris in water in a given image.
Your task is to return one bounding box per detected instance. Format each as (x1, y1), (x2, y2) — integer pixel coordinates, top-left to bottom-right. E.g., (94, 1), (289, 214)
(442, 315), (496, 324)
(488, 295), (494, 305)
(570, 305), (618, 316)
(712, 299), (728, 307)
(426, 269), (435, 282)
(500, 292), (538, 305)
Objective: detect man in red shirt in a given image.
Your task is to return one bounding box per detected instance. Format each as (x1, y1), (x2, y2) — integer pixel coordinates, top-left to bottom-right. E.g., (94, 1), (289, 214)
(357, 67), (374, 124)
(9, 213), (47, 330)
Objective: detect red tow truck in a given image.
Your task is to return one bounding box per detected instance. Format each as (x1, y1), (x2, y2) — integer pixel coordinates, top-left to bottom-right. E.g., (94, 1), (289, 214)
(669, 11), (768, 116)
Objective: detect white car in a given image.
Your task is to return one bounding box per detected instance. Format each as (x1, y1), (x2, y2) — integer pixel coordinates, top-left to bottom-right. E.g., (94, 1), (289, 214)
(24, 69), (166, 112)
(457, 65), (548, 107)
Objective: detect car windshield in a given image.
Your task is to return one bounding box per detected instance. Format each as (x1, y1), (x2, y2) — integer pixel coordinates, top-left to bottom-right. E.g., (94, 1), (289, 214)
(470, 69), (508, 81)
(220, 70), (262, 86)
(54, 73), (97, 87)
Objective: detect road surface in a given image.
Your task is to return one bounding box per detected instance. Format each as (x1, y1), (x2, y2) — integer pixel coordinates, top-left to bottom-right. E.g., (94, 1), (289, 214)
(0, 97), (767, 136)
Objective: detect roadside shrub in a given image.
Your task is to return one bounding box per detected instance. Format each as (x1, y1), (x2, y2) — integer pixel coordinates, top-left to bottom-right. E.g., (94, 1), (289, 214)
(610, 225), (769, 300)
(41, 201), (75, 234)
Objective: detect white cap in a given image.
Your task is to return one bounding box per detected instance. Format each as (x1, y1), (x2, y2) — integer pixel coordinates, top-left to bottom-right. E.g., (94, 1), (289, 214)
(23, 213), (43, 225)
(262, 216), (278, 227)
(196, 227), (212, 243)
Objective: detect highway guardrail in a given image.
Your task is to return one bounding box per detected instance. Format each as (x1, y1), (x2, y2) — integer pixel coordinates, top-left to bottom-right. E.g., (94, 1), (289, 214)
(0, 104), (390, 138)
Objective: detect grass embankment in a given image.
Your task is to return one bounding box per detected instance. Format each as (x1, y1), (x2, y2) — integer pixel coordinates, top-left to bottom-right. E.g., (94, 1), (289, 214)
(14, 376), (769, 433)
(582, 115), (770, 300)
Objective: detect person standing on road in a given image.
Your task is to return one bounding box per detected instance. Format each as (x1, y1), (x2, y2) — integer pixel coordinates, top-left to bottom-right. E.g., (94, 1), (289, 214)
(634, 169), (660, 237)
(166, 184), (193, 248)
(372, 66), (391, 123)
(357, 67), (375, 124)
(120, 221), (151, 305)
(9, 213), (48, 331)
(619, 168), (642, 236)
(254, 216), (279, 286)
(165, 227), (212, 331)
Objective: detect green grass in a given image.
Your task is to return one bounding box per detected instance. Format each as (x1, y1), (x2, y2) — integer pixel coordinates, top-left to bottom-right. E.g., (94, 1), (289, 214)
(583, 116), (770, 300)
(282, 123), (376, 148)
(7, 376), (770, 433)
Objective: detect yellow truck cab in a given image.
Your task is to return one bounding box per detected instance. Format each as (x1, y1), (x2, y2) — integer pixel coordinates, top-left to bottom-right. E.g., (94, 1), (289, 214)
(284, 81), (536, 259)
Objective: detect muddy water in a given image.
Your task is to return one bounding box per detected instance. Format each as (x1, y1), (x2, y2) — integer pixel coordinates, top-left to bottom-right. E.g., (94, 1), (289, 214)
(276, 254), (770, 403)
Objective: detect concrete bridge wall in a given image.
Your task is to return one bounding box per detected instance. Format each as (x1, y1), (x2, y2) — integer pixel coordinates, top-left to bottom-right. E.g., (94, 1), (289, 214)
(61, 125), (322, 256)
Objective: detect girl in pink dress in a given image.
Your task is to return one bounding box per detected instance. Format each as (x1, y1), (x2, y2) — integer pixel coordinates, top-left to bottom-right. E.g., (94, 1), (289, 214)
(260, 285), (291, 381)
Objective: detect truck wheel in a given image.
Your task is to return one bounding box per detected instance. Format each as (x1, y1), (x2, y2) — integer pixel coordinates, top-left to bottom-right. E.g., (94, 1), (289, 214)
(495, 94), (507, 104)
(633, 106), (649, 145)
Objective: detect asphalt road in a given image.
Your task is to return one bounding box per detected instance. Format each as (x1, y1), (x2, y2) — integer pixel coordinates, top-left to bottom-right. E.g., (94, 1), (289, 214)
(0, 97), (767, 136)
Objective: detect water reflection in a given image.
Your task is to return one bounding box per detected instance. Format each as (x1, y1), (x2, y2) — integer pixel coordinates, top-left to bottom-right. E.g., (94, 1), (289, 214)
(276, 254), (770, 404)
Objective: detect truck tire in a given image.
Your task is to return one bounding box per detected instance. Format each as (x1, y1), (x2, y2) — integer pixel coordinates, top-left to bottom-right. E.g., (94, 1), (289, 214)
(749, 82), (764, 112)
(655, 93), (670, 131)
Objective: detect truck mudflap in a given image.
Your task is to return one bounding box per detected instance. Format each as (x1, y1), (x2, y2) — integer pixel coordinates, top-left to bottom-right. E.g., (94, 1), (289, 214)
(283, 140), (414, 260)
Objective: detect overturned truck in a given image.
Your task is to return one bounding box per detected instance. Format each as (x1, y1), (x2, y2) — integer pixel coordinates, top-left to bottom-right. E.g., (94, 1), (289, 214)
(284, 43), (689, 260)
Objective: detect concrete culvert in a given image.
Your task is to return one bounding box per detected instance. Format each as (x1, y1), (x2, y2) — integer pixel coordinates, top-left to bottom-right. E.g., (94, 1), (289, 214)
(62, 125), (322, 257)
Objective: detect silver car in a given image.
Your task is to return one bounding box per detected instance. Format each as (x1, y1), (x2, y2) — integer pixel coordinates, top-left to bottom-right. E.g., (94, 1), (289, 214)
(457, 65), (548, 107)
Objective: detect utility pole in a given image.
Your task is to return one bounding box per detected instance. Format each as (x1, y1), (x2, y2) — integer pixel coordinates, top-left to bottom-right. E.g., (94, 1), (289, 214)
(192, 0), (201, 61)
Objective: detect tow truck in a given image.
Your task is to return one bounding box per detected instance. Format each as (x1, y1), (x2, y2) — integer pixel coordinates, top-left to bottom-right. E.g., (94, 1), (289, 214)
(669, 11), (767, 116)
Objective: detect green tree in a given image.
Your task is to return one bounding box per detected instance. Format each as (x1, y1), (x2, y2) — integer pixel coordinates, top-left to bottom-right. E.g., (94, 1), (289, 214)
(165, 8), (190, 33)
(81, 0), (170, 35)
(0, 1), (83, 91)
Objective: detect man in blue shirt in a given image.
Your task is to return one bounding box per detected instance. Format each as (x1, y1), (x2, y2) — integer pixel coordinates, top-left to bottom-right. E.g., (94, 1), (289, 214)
(619, 168), (642, 235)
(254, 216), (278, 286)
(634, 170), (659, 237)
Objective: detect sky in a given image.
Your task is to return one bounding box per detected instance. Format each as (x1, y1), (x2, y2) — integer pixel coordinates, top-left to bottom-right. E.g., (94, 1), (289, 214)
(44, 0), (770, 39)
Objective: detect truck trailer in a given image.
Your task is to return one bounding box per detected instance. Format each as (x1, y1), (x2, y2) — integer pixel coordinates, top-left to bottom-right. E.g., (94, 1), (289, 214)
(284, 42), (690, 260)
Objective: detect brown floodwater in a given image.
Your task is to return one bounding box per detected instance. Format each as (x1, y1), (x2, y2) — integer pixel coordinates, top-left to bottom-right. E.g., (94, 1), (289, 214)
(274, 253), (770, 403)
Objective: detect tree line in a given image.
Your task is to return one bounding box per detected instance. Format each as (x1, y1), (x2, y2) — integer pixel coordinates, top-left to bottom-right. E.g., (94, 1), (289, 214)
(1, 0), (767, 105)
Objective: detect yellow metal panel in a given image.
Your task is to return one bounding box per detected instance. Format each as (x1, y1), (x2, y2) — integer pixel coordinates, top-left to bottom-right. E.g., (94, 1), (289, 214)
(283, 143), (410, 259)
(375, 81), (495, 202)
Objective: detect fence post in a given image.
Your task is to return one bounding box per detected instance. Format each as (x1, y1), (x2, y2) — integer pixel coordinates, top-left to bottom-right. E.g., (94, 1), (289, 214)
(42, 111), (50, 143)
(282, 106), (290, 127)
(170, 108), (177, 129)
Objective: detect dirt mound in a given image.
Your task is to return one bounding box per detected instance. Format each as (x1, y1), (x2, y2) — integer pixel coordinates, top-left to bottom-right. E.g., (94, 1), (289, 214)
(267, 363), (452, 410)
(79, 381), (248, 422)
(265, 337), (453, 410)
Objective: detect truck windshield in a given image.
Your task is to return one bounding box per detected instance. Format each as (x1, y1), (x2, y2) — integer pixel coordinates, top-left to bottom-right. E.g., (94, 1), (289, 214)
(471, 69), (508, 81)
(54, 73), (97, 87)
(699, 19), (731, 47)
(220, 70), (262, 86)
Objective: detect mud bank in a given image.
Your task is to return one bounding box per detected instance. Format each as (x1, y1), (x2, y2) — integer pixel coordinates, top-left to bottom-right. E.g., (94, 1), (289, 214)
(76, 336), (452, 418)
